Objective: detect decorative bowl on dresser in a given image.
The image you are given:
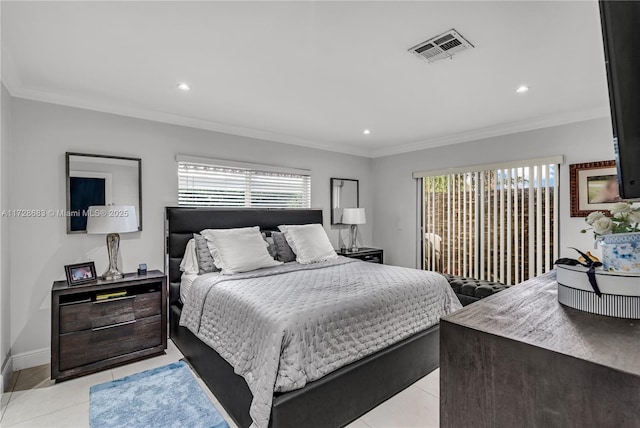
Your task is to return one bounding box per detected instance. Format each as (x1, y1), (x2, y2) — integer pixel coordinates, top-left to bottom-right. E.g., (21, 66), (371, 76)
(337, 247), (384, 264)
(556, 264), (640, 319)
(51, 270), (167, 382)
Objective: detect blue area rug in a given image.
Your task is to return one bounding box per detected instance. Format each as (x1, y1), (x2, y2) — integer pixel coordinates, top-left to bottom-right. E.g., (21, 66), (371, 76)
(90, 361), (230, 428)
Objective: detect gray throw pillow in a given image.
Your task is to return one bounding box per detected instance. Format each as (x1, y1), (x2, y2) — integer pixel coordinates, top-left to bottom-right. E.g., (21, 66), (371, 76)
(193, 233), (219, 274)
(272, 231), (296, 263)
(262, 232), (278, 259)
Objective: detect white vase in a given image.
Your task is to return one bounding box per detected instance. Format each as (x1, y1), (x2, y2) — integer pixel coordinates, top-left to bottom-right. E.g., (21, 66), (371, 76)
(600, 232), (640, 274)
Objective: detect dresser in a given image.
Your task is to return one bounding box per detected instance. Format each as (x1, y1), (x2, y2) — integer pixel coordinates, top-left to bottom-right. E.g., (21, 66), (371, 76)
(440, 272), (640, 428)
(51, 270), (167, 382)
(337, 247), (384, 264)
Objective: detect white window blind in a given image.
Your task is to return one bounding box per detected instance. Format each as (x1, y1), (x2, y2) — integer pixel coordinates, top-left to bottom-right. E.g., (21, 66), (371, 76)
(178, 161), (311, 208)
(419, 157), (562, 285)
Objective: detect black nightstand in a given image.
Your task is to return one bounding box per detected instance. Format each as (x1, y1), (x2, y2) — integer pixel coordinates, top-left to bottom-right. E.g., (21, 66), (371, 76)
(337, 247), (384, 264)
(51, 270), (167, 382)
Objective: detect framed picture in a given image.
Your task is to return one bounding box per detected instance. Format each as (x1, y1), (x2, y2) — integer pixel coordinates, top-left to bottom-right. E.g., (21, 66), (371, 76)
(570, 160), (621, 217)
(65, 262), (98, 286)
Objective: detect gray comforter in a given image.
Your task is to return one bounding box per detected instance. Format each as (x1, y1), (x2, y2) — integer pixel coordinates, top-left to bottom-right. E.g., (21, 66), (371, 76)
(180, 257), (461, 428)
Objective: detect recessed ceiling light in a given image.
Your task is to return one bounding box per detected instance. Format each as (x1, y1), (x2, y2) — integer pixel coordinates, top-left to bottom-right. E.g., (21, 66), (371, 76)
(177, 83), (191, 91)
(516, 85), (529, 94)
(363, 129), (371, 135)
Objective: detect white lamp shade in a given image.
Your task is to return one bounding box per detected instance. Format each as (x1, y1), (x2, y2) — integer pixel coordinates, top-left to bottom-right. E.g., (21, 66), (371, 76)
(342, 208), (366, 225)
(86, 205), (139, 234)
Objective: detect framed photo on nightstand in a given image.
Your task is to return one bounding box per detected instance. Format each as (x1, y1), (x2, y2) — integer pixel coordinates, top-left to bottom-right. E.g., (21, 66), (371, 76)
(64, 261), (97, 286)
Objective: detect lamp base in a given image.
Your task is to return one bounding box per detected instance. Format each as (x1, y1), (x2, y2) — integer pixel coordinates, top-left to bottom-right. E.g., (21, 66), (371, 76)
(349, 224), (359, 252)
(101, 232), (123, 280)
(101, 268), (124, 281)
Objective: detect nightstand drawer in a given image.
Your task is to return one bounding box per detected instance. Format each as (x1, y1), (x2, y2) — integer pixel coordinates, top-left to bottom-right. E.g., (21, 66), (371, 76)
(59, 291), (161, 334)
(59, 315), (162, 371)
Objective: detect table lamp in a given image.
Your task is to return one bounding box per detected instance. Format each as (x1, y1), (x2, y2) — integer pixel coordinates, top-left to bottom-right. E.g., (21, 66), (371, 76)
(86, 205), (138, 280)
(342, 208), (366, 252)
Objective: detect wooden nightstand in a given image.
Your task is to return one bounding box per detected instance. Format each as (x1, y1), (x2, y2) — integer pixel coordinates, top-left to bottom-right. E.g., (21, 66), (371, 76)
(337, 247), (384, 264)
(51, 270), (167, 382)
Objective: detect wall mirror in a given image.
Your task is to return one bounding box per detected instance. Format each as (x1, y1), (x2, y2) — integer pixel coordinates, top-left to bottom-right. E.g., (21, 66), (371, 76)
(66, 152), (142, 233)
(331, 178), (359, 225)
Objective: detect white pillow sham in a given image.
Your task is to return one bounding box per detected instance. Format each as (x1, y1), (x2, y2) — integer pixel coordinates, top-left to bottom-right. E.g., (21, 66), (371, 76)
(179, 238), (199, 275)
(200, 226), (282, 274)
(202, 230), (270, 260)
(278, 224), (338, 264)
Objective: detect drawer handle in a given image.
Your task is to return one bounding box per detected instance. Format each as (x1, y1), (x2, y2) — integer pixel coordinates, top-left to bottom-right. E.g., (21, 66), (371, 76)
(93, 295), (136, 304)
(92, 320), (136, 332)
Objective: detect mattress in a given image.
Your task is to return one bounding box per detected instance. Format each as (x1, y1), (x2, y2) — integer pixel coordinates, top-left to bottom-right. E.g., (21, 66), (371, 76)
(180, 257), (461, 428)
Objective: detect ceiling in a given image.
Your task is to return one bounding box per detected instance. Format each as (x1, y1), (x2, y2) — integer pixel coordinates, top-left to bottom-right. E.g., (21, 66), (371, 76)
(1, 1), (611, 157)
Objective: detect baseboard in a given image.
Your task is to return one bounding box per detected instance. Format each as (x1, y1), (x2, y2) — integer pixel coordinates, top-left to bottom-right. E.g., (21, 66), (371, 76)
(12, 347), (50, 371)
(1, 355), (13, 392)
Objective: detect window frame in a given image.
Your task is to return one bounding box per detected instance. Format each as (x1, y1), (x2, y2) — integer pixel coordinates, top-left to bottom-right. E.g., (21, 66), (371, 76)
(177, 155), (311, 209)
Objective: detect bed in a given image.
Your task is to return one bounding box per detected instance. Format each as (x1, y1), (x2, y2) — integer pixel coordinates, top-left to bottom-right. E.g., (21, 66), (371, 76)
(166, 207), (459, 428)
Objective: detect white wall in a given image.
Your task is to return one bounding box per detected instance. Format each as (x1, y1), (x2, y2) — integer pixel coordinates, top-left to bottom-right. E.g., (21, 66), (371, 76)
(372, 117), (616, 268)
(8, 97), (373, 363)
(1, 85), (12, 387)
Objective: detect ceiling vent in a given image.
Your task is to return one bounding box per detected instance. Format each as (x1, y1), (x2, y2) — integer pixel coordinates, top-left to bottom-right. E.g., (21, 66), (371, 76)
(409, 29), (474, 63)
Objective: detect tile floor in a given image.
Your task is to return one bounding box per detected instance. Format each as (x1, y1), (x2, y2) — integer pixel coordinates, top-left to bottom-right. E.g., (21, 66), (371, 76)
(0, 340), (440, 427)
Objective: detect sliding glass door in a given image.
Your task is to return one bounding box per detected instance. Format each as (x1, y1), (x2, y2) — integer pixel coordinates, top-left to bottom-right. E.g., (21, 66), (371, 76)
(417, 157), (561, 285)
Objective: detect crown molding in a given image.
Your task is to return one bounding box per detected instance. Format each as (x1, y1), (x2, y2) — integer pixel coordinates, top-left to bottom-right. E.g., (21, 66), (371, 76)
(6, 82), (372, 158)
(3, 51), (609, 161)
(369, 107), (611, 158)
(1, 42), (23, 95)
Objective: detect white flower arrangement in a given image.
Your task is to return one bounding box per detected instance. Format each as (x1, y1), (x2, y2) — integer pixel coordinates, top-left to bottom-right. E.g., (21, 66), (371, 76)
(582, 202), (640, 237)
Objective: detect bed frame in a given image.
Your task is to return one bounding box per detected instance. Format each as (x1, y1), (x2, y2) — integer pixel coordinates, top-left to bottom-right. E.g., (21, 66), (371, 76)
(165, 207), (440, 428)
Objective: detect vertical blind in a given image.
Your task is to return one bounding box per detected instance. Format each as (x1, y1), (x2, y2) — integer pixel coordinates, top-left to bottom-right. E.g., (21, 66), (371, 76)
(178, 161), (311, 208)
(415, 157), (562, 286)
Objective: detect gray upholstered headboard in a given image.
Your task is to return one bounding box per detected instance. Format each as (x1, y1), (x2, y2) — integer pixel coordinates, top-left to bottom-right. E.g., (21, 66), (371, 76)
(165, 207), (323, 305)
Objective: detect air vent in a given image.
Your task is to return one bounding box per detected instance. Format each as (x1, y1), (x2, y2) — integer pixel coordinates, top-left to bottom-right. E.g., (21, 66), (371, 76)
(409, 29), (474, 63)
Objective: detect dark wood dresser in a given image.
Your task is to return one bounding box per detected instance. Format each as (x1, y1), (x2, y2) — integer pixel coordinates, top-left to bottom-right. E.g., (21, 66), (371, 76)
(337, 247), (384, 264)
(440, 271), (640, 428)
(51, 270), (167, 381)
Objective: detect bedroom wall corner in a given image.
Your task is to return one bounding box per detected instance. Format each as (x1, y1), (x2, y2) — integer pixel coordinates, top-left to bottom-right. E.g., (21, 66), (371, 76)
(371, 117), (616, 269)
(8, 98), (373, 366)
(1, 83), (13, 390)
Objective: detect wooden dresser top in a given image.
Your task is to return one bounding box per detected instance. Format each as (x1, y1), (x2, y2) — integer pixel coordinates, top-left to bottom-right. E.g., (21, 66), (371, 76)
(442, 271), (640, 377)
(52, 270), (165, 293)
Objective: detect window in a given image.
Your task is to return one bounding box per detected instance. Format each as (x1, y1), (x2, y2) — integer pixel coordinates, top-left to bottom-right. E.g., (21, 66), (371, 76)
(414, 156), (562, 285)
(178, 159), (311, 208)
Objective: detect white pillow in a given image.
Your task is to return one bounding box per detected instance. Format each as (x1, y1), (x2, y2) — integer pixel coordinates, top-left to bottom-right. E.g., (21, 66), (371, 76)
(179, 239), (199, 275)
(276, 225), (298, 253)
(201, 230), (270, 259)
(278, 224), (338, 264)
(200, 226), (282, 274)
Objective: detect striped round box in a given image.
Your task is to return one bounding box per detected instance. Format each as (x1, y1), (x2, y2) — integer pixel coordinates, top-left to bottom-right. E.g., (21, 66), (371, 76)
(556, 265), (640, 319)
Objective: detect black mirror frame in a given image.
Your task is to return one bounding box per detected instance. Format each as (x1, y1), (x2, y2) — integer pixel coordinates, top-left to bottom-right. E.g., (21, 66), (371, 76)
(330, 177), (359, 225)
(65, 152), (142, 234)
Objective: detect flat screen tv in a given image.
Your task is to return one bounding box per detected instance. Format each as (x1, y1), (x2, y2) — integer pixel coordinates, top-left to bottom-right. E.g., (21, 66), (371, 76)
(599, 0), (640, 200)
